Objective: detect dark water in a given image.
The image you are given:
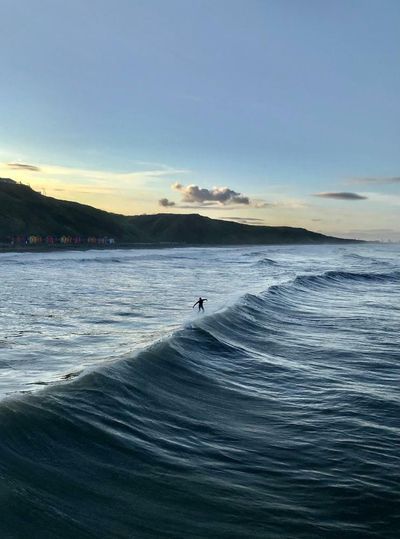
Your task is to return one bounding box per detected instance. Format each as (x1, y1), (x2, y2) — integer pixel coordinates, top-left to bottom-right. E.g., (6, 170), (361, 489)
(0, 246), (399, 538)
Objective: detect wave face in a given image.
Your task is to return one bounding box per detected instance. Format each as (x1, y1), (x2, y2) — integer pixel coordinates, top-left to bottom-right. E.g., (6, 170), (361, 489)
(0, 245), (400, 538)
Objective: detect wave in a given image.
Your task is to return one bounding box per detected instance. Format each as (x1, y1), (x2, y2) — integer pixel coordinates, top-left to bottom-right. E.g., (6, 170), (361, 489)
(2, 266), (398, 398)
(254, 257), (278, 267)
(343, 252), (376, 261)
(0, 252), (198, 266)
(292, 269), (400, 289)
(0, 265), (399, 538)
(0, 255), (122, 265)
(343, 252), (395, 268)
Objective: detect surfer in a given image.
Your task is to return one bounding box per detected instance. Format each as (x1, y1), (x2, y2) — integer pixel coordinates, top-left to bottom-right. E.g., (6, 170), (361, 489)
(193, 297), (207, 313)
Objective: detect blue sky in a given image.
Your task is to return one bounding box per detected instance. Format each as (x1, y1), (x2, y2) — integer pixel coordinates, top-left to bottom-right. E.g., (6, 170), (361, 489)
(1, 0), (399, 239)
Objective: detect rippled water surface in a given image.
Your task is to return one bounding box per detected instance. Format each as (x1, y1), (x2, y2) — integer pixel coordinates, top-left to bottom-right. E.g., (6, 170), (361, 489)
(0, 244), (399, 538)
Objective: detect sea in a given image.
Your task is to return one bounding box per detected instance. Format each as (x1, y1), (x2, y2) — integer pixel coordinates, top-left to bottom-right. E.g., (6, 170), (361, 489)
(0, 243), (399, 539)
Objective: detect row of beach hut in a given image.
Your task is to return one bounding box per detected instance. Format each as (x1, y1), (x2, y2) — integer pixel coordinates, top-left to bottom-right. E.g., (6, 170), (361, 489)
(10, 235), (116, 245)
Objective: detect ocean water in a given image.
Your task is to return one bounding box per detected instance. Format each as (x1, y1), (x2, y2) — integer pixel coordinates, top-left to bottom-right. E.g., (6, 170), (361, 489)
(0, 243), (399, 538)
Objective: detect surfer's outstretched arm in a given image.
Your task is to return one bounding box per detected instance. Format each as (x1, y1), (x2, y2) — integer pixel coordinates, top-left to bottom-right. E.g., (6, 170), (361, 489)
(193, 301), (199, 308)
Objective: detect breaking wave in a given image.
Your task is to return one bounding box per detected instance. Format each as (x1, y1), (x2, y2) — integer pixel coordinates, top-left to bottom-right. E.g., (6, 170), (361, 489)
(0, 266), (399, 538)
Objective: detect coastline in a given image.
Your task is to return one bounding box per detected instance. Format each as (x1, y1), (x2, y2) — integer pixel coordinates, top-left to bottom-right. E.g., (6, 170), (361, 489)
(0, 242), (184, 254)
(0, 239), (366, 254)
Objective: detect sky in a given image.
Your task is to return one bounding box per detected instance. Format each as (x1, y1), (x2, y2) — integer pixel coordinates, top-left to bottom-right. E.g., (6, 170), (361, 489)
(1, 0), (399, 240)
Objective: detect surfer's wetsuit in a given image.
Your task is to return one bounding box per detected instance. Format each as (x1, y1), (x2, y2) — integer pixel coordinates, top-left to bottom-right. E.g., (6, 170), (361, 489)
(193, 297), (207, 312)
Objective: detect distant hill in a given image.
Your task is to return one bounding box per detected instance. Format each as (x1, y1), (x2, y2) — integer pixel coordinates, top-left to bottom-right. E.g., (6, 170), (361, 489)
(0, 178), (356, 245)
(127, 213), (353, 245)
(0, 178), (142, 242)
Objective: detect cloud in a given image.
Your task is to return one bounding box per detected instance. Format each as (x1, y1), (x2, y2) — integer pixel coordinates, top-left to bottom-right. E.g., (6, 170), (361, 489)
(172, 182), (250, 205)
(220, 216), (266, 224)
(313, 192), (367, 200)
(172, 204), (240, 210)
(1, 161), (187, 186)
(350, 176), (400, 185)
(251, 197), (307, 209)
(159, 198), (175, 207)
(7, 162), (41, 172)
(253, 201), (275, 208)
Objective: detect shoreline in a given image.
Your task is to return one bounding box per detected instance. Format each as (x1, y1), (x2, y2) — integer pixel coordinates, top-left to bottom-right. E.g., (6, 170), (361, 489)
(0, 242), (185, 254)
(0, 239), (368, 254)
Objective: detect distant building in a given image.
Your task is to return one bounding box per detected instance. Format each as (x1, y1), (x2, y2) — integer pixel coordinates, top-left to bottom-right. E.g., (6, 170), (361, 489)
(28, 235), (42, 244)
(10, 234), (116, 246)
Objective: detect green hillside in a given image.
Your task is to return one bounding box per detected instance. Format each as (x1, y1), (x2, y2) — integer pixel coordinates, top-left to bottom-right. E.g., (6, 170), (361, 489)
(127, 213), (348, 244)
(0, 178), (356, 245)
(0, 178), (141, 241)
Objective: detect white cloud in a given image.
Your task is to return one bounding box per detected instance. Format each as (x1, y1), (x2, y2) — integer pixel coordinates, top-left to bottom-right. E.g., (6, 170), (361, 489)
(159, 198), (175, 207)
(172, 182), (250, 205)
